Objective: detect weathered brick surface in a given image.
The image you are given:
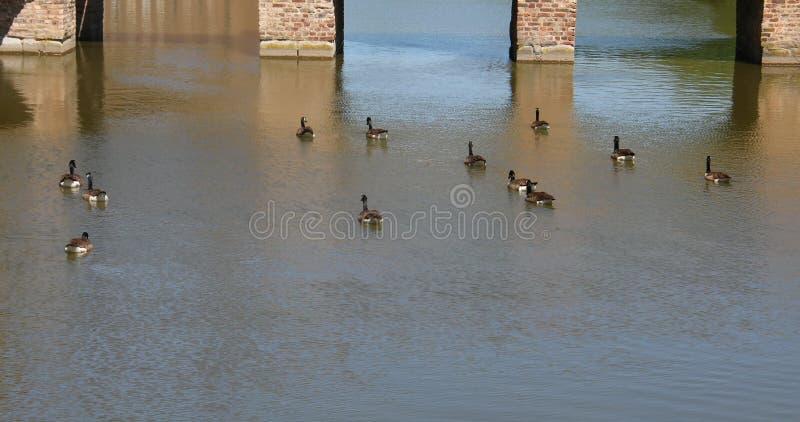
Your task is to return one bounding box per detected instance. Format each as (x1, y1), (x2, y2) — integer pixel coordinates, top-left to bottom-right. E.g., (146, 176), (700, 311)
(1, 0), (76, 54)
(1, 0), (75, 40)
(259, 0), (335, 42)
(514, 0), (577, 62)
(762, 0), (800, 64)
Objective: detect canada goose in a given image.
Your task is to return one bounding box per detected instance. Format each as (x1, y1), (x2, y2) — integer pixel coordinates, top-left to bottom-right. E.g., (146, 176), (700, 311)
(464, 141), (486, 167)
(296, 116), (314, 138)
(610, 136), (635, 161)
(531, 108), (550, 130)
(64, 232), (92, 254)
(358, 194), (383, 224)
(524, 180), (555, 205)
(704, 156), (731, 183)
(366, 117), (388, 139)
(82, 172), (109, 202)
(507, 170), (534, 191)
(59, 160), (83, 188)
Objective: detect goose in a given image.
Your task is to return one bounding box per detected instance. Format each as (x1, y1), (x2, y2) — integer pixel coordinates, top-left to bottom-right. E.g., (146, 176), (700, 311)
(366, 117), (388, 140)
(507, 170), (534, 192)
(531, 108), (550, 130)
(296, 116), (314, 138)
(610, 136), (635, 161)
(82, 172), (109, 202)
(358, 194), (383, 224)
(524, 180), (555, 205)
(64, 232), (92, 254)
(59, 160), (83, 188)
(704, 155), (731, 183)
(464, 141), (486, 167)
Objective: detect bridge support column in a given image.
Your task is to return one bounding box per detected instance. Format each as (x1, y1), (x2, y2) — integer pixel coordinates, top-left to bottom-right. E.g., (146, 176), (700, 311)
(259, 0), (338, 59)
(76, 0), (103, 42)
(512, 0), (576, 62)
(737, 0), (800, 65)
(0, 0), (77, 55)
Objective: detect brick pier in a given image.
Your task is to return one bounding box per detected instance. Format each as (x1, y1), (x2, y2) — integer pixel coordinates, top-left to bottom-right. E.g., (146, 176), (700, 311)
(0, 0), (102, 55)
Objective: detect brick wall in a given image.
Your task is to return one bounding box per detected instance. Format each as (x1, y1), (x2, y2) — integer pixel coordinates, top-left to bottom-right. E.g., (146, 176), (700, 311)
(513, 0), (577, 62)
(762, 0), (800, 64)
(0, 0), (76, 54)
(259, 0), (337, 58)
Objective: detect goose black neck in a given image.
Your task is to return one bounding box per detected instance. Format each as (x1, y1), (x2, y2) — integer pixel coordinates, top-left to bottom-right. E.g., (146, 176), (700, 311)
(535, 108), (540, 121)
(468, 144), (473, 155)
(87, 177), (93, 190)
(362, 200), (368, 211)
(614, 136), (620, 151)
(706, 156), (711, 173)
(69, 163), (75, 175)
(300, 118), (306, 128)
(526, 182), (532, 194)
(367, 120), (373, 130)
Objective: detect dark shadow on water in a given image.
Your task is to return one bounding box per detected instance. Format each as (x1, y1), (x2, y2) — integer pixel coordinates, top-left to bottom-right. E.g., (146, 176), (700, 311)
(0, 60), (33, 129)
(729, 61), (762, 132)
(76, 44), (105, 134)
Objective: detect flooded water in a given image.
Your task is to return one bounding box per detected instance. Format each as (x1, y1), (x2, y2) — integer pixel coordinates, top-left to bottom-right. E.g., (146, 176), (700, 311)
(1, 0), (799, 419)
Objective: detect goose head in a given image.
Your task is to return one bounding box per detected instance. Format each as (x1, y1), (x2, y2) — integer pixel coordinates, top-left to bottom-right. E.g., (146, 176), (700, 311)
(81, 232), (89, 241)
(508, 170), (516, 181)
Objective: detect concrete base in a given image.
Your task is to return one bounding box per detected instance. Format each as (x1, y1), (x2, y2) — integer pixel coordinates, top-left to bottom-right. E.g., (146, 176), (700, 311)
(260, 40), (337, 59)
(515, 44), (574, 63)
(0, 36), (76, 55)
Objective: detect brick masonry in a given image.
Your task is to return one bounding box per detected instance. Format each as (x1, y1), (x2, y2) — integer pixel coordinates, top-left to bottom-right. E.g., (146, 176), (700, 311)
(259, 0), (338, 58)
(0, 0), (76, 55)
(512, 0), (577, 62)
(761, 0), (800, 64)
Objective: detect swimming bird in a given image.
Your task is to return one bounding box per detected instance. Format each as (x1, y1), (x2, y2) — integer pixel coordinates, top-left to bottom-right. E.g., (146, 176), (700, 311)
(64, 232), (92, 254)
(610, 136), (635, 161)
(59, 160), (83, 188)
(524, 180), (555, 205)
(507, 170), (534, 191)
(464, 141), (486, 167)
(366, 117), (388, 140)
(358, 194), (383, 224)
(704, 155), (731, 183)
(82, 172), (109, 202)
(296, 116), (314, 138)
(531, 108), (550, 130)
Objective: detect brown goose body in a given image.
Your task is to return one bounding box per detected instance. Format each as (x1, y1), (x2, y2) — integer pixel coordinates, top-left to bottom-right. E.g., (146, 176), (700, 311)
(705, 171), (731, 182)
(610, 136), (635, 160)
(366, 117), (388, 139)
(611, 148), (636, 160)
(65, 232), (93, 254)
(358, 194), (383, 224)
(59, 160), (82, 188)
(465, 155), (487, 166)
(531, 108), (550, 130)
(526, 191), (555, 204)
(704, 156), (731, 183)
(524, 181), (554, 204)
(507, 170), (533, 191)
(464, 141), (486, 167)
(296, 116), (314, 138)
(82, 173), (109, 202)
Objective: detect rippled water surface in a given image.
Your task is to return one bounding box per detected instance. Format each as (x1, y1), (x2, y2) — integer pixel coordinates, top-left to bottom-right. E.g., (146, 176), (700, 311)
(1, 0), (799, 420)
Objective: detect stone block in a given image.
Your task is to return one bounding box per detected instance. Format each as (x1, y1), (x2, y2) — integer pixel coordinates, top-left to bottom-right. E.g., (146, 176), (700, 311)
(298, 41), (335, 58)
(260, 40), (299, 57)
(0, 37), (23, 53)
